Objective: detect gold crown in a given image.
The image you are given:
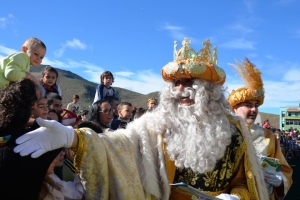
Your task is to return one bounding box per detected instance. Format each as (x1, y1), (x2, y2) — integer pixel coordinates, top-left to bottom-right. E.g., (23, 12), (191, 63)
(228, 58), (264, 109)
(161, 37), (226, 84)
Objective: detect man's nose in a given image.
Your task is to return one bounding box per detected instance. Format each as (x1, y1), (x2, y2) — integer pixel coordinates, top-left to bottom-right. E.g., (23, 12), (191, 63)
(177, 83), (185, 91)
(250, 106), (258, 112)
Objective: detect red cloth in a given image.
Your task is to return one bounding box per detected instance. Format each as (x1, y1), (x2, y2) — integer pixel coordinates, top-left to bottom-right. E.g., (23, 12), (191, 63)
(263, 122), (270, 129)
(60, 109), (79, 126)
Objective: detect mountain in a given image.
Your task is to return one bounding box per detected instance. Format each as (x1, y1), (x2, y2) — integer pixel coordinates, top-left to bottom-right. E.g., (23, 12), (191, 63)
(31, 65), (159, 110)
(31, 65), (279, 129)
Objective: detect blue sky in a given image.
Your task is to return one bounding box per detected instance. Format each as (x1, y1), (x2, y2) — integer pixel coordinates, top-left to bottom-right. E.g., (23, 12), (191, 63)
(1, 0), (300, 114)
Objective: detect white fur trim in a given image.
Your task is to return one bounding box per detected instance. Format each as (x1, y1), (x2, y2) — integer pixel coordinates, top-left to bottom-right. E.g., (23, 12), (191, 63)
(250, 124), (268, 155)
(123, 113), (170, 199)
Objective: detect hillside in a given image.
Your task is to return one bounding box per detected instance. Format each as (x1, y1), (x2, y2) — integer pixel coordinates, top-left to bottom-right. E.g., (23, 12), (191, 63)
(31, 65), (159, 110)
(259, 112), (279, 129)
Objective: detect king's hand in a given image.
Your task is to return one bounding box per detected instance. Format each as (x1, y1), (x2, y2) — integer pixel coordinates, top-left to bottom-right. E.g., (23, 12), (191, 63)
(14, 118), (75, 158)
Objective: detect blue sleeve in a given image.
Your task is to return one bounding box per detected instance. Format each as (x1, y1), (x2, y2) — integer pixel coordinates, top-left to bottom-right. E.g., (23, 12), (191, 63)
(99, 84), (105, 100)
(112, 87), (115, 97)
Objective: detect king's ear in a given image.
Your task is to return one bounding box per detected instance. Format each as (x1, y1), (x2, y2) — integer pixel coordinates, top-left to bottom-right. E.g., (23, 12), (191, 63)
(21, 46), (27, 53)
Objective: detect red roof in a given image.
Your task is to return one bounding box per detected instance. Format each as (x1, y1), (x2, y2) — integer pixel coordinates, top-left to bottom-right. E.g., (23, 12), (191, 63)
(287, 108), (300, 111)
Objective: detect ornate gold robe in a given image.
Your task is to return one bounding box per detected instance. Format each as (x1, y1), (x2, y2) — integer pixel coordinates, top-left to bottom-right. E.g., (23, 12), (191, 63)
(73, 115), (268, 200)
(250, 124), (293, 200)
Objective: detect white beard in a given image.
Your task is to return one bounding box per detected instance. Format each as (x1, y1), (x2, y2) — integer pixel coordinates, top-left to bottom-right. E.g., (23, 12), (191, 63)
(156, 79), (232, 173)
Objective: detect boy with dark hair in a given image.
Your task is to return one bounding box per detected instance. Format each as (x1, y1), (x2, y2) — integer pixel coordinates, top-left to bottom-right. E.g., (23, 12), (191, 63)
(110, 102), (133, 130)
(46, 92), (78, 126)
(46, 92), (63, 113)
(93, 71), (115, 103)
(66, 94), (81, 114)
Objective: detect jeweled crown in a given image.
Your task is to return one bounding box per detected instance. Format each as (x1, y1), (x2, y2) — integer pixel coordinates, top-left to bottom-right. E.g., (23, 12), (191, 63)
(162, 37), (226, 85)
(173, 37), (218, 65)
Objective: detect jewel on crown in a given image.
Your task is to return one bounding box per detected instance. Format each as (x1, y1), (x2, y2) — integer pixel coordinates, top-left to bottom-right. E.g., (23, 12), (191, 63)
(173, 37), (218, 66)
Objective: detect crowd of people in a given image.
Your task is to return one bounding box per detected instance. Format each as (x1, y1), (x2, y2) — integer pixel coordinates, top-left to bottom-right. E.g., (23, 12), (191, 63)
(256, 119), (300, 161)
(268, 126), (300, 160)
(0, 37), (293, 200)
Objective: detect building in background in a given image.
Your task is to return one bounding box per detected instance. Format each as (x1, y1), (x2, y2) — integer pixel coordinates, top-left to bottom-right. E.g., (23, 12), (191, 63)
(279, 103), (300, 130)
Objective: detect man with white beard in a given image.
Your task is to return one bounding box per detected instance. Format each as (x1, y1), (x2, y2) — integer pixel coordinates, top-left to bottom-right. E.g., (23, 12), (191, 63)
(14, 38), (268, 200)
(228, 58), (293, 200)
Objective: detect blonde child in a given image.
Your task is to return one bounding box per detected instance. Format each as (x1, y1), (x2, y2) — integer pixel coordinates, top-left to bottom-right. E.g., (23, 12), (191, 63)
(147, 97), (158, 111)
(110, 102), (133, 130)
(93, 71), (115, 103)
(0, 37), (46, 89)
(40, 66), (62, 96)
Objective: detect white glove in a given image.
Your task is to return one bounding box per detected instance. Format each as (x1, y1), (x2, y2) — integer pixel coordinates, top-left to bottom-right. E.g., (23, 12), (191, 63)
(14, 118), (74, 158)
(216, 193), (240, 200)
(264, 170), (283, 187)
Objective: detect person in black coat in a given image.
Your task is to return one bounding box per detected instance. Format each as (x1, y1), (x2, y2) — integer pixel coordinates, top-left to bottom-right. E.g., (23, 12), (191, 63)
(0, 79), (61, 200)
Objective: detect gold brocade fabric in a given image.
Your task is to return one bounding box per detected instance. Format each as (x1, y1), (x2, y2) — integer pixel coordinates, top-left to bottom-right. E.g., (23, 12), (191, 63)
(250, 125), (293, 200)
(173, 124), (244, 193)
(73, 128), (146, 200)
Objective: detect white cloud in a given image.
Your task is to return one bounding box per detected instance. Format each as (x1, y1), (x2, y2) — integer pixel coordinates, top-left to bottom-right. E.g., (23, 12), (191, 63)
(265, 54), (274, 59)
(65, 39), (87, 49)
(0, 18), (8, 29)
(228, 24), (254, 35)
(54, 38), (87, 58)
(0, 14), (15, 29)
(54, 48), (65, 58)
(114, 71), (134, 77)
(243, 0), (256, 13)
(282, 67), (300, 81)
(263, 80), (300, 108)
(114, 70), (165, 94)
(0, 45), (17, 55)
(162, 23), (186, 41)
(221, 38), (255, 50)
(85, 68), (164, 94)
(163, 25), (182, 31)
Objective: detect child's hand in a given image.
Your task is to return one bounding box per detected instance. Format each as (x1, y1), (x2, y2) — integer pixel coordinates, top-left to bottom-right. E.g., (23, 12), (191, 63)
(25, 72), (39, 85)
(64, 148), (75, 162)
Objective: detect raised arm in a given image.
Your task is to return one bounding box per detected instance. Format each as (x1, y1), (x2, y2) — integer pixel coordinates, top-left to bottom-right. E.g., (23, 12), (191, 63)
(14, 118), (76, 158)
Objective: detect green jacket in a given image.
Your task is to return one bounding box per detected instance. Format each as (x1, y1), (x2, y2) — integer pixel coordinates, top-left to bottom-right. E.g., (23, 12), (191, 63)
(0, 52), (30, 89)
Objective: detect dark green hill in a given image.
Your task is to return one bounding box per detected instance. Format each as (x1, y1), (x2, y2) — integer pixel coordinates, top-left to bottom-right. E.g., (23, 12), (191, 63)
(31, 65), (159, 110)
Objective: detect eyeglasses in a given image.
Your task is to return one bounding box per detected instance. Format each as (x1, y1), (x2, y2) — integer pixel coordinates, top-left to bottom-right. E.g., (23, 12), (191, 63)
(99, 108), (113, 114)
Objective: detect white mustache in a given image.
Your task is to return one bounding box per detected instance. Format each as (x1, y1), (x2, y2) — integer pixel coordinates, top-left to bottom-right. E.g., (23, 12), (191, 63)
(172, 87), (195, 100)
